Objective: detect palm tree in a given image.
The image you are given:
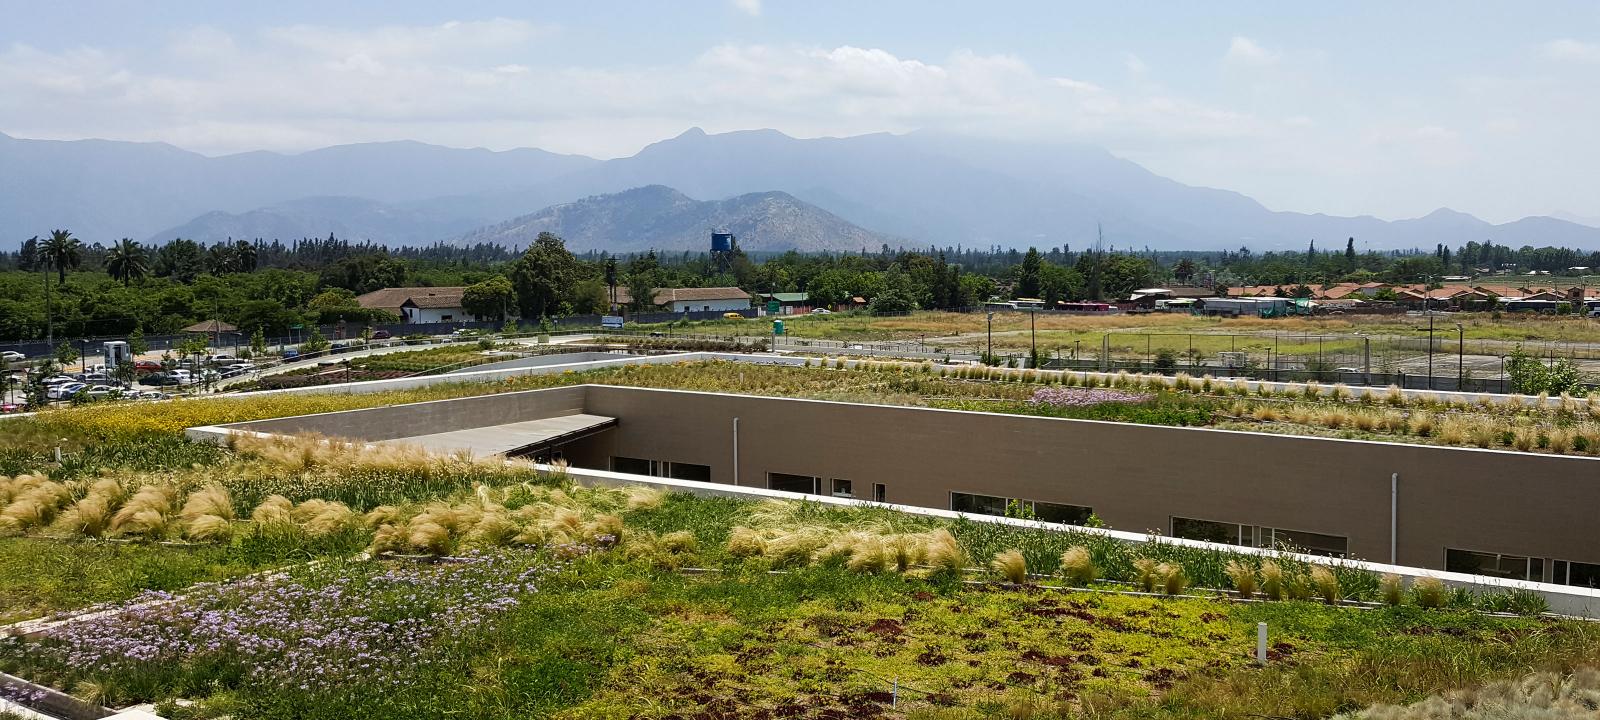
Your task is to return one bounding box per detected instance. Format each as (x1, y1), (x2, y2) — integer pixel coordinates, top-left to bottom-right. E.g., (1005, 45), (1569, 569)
(106, 238), (149, 287)
(41, 228), (82, 284)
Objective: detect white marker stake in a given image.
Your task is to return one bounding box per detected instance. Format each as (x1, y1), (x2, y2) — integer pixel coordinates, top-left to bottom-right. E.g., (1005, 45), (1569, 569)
(1256, 621), (1268, 664)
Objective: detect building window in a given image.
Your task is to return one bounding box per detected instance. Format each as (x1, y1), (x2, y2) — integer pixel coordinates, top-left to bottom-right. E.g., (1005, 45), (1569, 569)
(1170, 516), (1348, 558)
(440, 315), (453, 321)
(611, 456), (655, 476)
(767, 472), (819, 494)
(1446, 548), (1543, 582)
(951, 492), (1091, 525)
(1553, 559), (1600, 587)
(831, 479), (853, 498)
(667, 462), (711, 482)
(873, 483), (887, 503)
(951, 491), (1009, 517)
(1031, 501), (1093, 525)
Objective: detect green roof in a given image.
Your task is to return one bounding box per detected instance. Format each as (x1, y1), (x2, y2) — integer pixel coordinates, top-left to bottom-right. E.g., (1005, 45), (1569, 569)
(761, 293), (809, 303)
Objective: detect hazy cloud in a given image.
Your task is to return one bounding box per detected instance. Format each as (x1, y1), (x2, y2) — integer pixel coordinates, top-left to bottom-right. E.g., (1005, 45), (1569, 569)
(732, 0), (762, 16)
(1224, 36), (1277, 65)
(1541, 38), (1600, 62)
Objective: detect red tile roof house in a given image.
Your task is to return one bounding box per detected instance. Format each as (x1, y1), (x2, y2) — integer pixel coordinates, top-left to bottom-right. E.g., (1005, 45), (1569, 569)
(356, 287), (471, 323)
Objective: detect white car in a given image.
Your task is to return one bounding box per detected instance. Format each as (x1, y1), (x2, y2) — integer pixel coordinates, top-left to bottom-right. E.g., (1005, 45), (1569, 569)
(40, 375), (76, 386)
(225, 362), (256, 373)
(810, 308), (832, 315)
(47, 382), (85, 400)
(83, 371), (112, 382)
(137, 391), (170, 401)
(205, 354), (237, 365)
(0, 351), (23, 362)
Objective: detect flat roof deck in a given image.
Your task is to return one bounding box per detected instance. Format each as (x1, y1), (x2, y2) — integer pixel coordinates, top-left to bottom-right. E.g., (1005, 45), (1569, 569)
(374, 413), (616, 457)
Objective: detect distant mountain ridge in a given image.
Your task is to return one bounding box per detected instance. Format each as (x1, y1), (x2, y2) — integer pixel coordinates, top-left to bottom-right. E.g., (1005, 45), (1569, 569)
(453, 185), (895, 252)
(5, 127), (1600, 252)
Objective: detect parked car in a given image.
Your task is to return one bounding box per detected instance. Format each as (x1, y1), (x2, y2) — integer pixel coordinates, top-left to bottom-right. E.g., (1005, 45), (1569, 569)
(83, 371), (112, 382)
(0, 350), (24, 362)
(40, 375), (76, 386)
(810, 308), (833, 314)
(0, 402), (22, 413)
(370, 330), (392, 340)
(723, 312), (745, 320)
(141, 373), (181, 386)
(282, 348), (301, 360)
(83, 385), (119, 399)
(134, 360), (162, 373)
(450, 328), (475, 337)
(137, 391), (170, 401)
(47, 382), (86, 400)
(205, 354), (237, 365)
(225, 362), (256, 373)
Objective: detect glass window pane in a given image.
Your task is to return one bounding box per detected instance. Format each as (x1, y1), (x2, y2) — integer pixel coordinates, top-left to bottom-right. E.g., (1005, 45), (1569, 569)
(951, 492), (1008, 517)
(831, 479), (853, 498)
(611, 456), (652, 475)
(1567, 560), (1600, 588)
(768, 473), (818, 494)
(1171, 517), (1243, 546)
(873, 484), (887, 503)
(1033, 501), (1092, 526)
(1268, 528), (1349, 558)
(667, 462), (711, 482)
(1447, 548), (1534, 580)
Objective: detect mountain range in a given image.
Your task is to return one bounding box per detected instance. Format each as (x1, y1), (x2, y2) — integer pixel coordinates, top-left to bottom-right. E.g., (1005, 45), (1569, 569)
(4, 127), (1600, 253)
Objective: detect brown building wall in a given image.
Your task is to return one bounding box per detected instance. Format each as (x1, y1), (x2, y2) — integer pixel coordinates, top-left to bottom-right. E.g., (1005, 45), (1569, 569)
(572, 386), (1600, 571)
(214, 384), (1600, 573)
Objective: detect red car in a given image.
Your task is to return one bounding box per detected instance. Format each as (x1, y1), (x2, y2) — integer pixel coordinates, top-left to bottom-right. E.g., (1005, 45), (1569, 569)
(370, 330), (392, 340)
(0, 402), (22, 414)
(134, 360), (162, 373)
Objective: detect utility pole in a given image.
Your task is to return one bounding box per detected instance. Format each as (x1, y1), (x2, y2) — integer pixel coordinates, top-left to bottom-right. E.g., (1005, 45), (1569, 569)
(1029, 309), (1037, 368)
(986, 312), (994, 362)
(43, 264), (52, 348)
(1426, 312), (1435, 390)
(1455, 323), (1464, 391)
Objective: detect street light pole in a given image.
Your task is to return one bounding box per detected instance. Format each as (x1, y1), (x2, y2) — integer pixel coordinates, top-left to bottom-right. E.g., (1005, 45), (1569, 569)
(1456, 323), (1464, 391)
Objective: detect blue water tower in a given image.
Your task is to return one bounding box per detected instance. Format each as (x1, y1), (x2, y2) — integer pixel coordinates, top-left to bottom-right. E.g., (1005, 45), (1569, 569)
(711, 232), (734, 252)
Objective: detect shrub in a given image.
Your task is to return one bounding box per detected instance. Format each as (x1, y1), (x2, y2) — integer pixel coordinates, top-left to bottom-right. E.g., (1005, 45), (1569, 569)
(1059, 546), (1098, 585)
(991, 549), (1028, 584)
(767, 530), (826, 568)
(184, 514), (234, 542)
(179, 484), (235, 522)
(1225, 559), (1257, 598)
(847, 536), (893, 574)
(1413, 576), (1447, 608)
(660, 530), (698, 554)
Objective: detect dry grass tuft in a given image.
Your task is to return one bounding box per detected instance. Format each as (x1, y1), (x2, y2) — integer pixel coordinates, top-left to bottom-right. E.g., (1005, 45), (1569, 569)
(1157, 562), (1189, 595)
(1413, 576), (1447, 608)
(250, 495), (296, 530)
(109, 484), (177, 539)
(991, 549), (1028, 584)
(1059, 546), (1098, 585)
(180, 484), (235, 522)
(1260, 560), (1287, 601)
(726, 526), (767, 557)
(1225, 559), (1257, 598)
(184, 514), (235, 543)
(1380, 574), (1405, 606)
(294, 498), (356, 538)
(1133, 558), (1161, 593)
(922, 529), (967, 573)
(1310, 565), (1342, 604)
